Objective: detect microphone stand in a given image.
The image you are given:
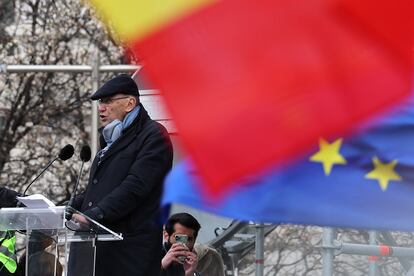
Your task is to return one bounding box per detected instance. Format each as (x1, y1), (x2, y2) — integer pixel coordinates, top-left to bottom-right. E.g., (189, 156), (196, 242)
(23, 156), (59, 196)
(65, 161), (85, 220)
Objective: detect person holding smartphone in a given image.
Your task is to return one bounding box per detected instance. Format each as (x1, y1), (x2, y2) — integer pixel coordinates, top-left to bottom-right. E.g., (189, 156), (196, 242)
(161, 213), (201, 276)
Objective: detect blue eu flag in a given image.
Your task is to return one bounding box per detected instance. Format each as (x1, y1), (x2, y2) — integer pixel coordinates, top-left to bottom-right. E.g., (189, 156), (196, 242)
(163, 95), (414, 230)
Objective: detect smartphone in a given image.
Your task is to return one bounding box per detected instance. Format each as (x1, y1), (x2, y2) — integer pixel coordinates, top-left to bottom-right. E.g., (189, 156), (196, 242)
(175, 234), (189, 263)
(175, 234), (188, 244)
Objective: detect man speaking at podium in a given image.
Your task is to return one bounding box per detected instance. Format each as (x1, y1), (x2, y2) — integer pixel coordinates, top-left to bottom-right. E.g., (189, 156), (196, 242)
(70, 74), (173, 276)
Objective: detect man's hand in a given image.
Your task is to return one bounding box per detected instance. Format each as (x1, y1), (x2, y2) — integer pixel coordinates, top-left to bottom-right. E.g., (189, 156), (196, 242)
(183, 251), (198, 276)
(161, 243), (189, 270)
(71, 213), (90, 228)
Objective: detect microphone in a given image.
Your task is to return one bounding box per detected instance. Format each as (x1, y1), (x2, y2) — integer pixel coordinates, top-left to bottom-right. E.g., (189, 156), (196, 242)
(66, 145), (91, 220)
(23, 144), (74, 196)
(80, 145), (92, 163)
(58, 144), (75, 161)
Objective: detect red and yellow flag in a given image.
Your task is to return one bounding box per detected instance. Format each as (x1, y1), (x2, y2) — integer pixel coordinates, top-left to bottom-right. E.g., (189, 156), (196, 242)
(90, 0), (413, 197)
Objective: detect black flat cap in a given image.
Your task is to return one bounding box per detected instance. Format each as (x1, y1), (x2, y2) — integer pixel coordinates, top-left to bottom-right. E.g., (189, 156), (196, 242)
(90, 74), (139, 100)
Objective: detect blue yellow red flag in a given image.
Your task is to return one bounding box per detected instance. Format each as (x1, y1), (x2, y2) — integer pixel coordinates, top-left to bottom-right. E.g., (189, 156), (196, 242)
(89, 0), (413, 197)
(163, 95), (414, 230)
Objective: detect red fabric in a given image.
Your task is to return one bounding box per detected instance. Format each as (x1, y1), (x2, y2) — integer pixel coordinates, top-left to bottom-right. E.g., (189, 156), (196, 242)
(379, 245), (392, 256)
(337, 0), (412, 68)
(368, 256), (379, 261)
(131, 0), (413, 196)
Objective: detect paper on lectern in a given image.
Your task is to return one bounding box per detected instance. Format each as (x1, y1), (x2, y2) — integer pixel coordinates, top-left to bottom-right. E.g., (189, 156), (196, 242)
(17, 194), (55, 208)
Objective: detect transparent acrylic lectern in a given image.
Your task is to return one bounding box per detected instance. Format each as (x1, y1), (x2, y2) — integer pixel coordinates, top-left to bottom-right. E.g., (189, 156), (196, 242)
(0, 206), (122, 276)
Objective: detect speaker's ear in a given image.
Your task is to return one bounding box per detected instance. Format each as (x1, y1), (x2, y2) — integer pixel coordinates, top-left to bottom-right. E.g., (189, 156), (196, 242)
(125, 96), (137, 112)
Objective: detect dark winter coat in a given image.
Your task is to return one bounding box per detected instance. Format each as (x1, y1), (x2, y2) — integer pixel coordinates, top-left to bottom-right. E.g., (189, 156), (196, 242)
(70, 104), (173, 276)
(160, 244), (202, 276)
(0, 188), (18, 208)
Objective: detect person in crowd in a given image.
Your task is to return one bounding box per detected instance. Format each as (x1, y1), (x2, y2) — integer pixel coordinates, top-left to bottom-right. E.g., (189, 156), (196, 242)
(17, 232), (63, 276)
(0, 188), (18, 208)
(194, 243), (226, 276)
(161, 213), (201, 276)
(0, 187), (19, 276)
(70, 74), (173, 276)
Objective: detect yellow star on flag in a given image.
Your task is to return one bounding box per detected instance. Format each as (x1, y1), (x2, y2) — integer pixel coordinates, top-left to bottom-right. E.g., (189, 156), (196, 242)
(365, 157), (401, 191)
(310, 138), (347, 175)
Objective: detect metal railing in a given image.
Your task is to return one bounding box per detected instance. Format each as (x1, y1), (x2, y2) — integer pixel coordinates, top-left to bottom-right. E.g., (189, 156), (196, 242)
(0, 58), (140, 157)
(321, 228), (414, 276)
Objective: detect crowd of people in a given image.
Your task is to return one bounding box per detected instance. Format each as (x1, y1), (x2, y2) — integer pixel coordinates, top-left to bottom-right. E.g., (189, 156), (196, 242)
(0, 74), (225, 276)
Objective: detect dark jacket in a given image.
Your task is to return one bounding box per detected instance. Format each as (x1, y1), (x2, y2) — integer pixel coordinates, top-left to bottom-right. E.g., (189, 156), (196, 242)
(160, 262), (185, 276)
(70, 105), (173, 276)
(0, 188), (18, 208)
(160, 244), (185, 276)
(160, 244), (202, 276)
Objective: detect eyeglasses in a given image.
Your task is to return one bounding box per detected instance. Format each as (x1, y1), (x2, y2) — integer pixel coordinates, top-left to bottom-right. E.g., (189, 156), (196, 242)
(97, 96), (131, 105)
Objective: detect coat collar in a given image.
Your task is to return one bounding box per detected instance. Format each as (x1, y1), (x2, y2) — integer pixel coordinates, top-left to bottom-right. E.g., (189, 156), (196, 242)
(90, 103), (150, 177)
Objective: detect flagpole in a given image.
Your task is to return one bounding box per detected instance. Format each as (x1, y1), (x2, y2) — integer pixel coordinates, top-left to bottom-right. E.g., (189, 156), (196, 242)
(322, 227), (335, 276)
(368, 231), (378, 276)
(91, 52), (100, 158)
(255, 223), (265, 276)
